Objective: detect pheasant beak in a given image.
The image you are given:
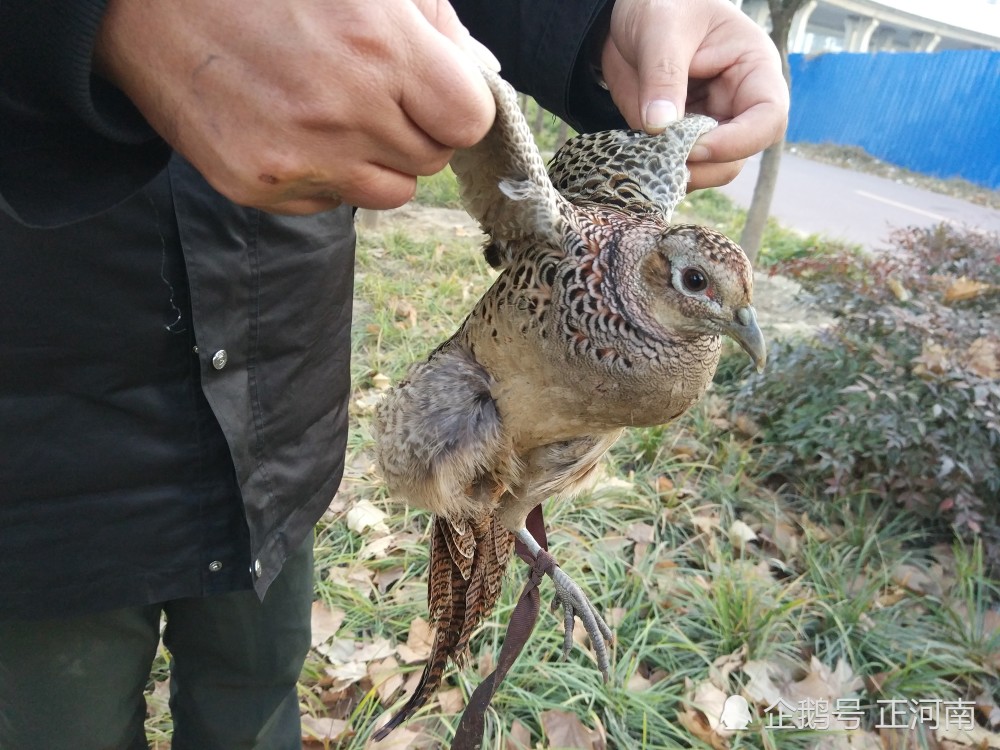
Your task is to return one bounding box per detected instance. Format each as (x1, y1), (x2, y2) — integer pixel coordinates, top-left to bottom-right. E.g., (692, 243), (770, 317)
(726, 306), (767, 373)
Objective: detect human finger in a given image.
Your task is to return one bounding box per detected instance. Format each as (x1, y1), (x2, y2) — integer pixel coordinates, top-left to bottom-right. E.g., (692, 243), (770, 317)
(608, 0), (707, 133)
(688, 100), (788, 166)
(403, 1), (496, 149)
(687, 157), (746, 191)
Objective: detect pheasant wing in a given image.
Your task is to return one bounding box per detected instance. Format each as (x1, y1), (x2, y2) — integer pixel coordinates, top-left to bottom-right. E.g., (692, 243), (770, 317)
(449, 68), (567, 262)
(548, 115), (717, 221)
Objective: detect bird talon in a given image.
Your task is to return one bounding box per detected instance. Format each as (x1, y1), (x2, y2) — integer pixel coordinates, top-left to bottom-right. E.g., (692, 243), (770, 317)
(561, 602), (575, 659)
(550, 568), (614, 679)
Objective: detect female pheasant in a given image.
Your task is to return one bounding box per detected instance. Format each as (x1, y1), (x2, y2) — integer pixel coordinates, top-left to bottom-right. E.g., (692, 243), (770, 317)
(371, 68), (765, 737)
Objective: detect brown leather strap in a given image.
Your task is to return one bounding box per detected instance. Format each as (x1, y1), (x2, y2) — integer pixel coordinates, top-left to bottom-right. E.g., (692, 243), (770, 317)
(450, 504), (550, 750)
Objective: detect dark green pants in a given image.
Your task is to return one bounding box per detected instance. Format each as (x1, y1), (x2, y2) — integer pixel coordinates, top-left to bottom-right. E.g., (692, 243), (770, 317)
(0, 539), (313, 750)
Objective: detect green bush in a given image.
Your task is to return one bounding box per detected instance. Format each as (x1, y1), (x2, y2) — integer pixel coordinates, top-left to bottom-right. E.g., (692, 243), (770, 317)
(722, 224), (1000, 569)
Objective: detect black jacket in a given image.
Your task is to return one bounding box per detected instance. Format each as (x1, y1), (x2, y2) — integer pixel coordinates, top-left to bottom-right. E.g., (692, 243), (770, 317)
(0, 0), (622, 618)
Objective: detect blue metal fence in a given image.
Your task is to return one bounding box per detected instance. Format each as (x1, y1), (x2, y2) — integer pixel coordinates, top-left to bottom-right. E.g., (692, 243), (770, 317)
(787, 51), (1000, 189)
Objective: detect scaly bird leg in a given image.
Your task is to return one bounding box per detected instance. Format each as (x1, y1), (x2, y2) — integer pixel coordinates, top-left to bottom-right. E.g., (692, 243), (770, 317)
(515, 527), (614, 680)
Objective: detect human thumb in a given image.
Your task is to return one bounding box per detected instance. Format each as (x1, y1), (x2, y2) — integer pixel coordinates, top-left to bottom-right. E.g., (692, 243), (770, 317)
(615, 0), (700, 133)
(637, 41), (691, 133)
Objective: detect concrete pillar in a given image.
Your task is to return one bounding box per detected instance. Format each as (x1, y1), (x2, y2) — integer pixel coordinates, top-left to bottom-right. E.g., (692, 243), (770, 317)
(789, 0), (819, 52)
(910, 31), (942, 51)
(859, 18), (881, 50)
(742, 0), (771, 30)
(844, 15), (880, 52)
(868, 26), (897, 52)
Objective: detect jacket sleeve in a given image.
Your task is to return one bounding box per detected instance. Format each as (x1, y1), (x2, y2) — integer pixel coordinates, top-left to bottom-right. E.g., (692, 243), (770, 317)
(0, 1), (170, 227)
(452, 0), (627, 134)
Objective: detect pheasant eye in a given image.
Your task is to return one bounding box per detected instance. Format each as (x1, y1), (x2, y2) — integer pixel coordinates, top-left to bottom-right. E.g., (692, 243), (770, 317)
(681, 267), (708, 293)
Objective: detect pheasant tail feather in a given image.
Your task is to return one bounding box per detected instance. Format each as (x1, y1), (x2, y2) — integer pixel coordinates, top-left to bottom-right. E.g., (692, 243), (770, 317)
(373, 515), (514, 740)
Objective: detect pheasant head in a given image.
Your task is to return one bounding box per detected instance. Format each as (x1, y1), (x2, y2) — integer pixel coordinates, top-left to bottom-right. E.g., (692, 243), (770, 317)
(639, 223), (765, 371)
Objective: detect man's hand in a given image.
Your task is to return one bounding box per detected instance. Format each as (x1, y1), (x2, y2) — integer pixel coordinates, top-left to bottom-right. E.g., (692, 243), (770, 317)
(601, 0), (788, 190)
(95, 0), (497, 213)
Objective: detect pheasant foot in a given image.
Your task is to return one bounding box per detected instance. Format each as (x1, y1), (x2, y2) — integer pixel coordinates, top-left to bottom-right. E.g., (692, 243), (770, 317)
(515, 527), (614, 680)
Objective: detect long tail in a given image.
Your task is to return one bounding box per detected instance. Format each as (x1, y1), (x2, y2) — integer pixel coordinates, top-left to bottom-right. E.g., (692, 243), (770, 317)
(373, 513), (514, 740)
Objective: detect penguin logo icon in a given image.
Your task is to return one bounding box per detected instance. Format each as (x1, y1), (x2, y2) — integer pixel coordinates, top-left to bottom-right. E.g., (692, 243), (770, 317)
(720, 695), (752, 730)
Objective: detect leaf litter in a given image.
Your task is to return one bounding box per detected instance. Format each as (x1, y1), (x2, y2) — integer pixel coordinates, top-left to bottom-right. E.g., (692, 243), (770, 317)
(289, 202), (1000, 750)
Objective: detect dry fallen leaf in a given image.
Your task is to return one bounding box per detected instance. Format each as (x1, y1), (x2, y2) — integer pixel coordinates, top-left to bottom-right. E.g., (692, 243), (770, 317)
(891, 563), (943, 597)
(626, 670), (652, 692)
(301, 715), (349, 744)
(786, 657), (863, 706)
(317, 635), (397, 692)
(353, 390), (385, 415)
(396, 617), (434, 664)
(358, 534), (399, 560)
(346, 499), (391, 536)
(371, 372), (392, 391)
(692, 513), (721, 535)
(327, 564), (374, 597)
(964, 336), (1000, 378)
(363, 721), (423, 750)
(324, 660), (369, 692)
(607, 607), (627, 628)
(887, 277), (911, 302)
(437, 687), (465, 715)
(542, 709), (600, 750)
(942, 276), (997, 304)
(626, 521), (655, 544)
(745, 655), (864, 733)
(732, 413), (762, 438)
(368, 656), (404, 704)
(728, 520), (758, 550)
(912, 342), (952, 379)
(478, 649), (495, 678)
(147, 677), (171, 720)
(310, 601), (345, 647)
(507, 719), (532, 750)
(761, 520), (800, 559)
(373, 565), (405, 594)
(709, 646), (747, 688)
(633, 541), (649, 566)
(677, 681), (731, 750)
(592, 475), (635, 495)
(391, 298), (418, 328)
(935, 721), (1000, 748)
(975, 688), (1000, 729)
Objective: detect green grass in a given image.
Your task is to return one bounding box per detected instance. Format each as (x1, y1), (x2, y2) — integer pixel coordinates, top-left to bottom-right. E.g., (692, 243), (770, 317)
(282, 211), (999, 749)
(144, 140), (998, 748)
(677, 188), (859, 267)
(414, 166), (463, 209)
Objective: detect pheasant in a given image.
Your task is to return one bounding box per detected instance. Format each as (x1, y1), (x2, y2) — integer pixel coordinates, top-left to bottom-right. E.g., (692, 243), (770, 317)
(371, 68), (765, 738)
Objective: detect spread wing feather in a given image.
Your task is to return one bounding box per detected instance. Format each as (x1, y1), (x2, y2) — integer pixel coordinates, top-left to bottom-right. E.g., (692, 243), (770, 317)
(548, 115), (717, 221)
(449, 68), (567, 267)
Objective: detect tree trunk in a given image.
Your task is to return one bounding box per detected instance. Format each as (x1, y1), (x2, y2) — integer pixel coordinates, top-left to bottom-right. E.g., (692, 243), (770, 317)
(739, 1), (803, 263)
(533, 100), (546, 138)
(556, 119), (570, 149)
(740, 140), (782, 265)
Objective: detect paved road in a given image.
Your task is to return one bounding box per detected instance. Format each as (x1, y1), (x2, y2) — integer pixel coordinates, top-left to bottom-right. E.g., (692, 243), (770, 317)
(716, 151), (1000, 250)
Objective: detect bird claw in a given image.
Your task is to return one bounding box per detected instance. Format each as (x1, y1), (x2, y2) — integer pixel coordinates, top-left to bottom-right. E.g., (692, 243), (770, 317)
(549, 566), (614, 681)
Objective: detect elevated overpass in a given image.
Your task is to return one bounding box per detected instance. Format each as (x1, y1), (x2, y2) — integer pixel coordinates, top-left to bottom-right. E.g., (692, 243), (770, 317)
(737, 0), (1000, 52)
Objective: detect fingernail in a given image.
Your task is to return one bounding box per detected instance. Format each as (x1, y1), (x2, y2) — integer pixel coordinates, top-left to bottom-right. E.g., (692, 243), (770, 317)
(644, 100), (678, 132)
(462, 35), (501, 73)
(689, 144), (711, 162)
